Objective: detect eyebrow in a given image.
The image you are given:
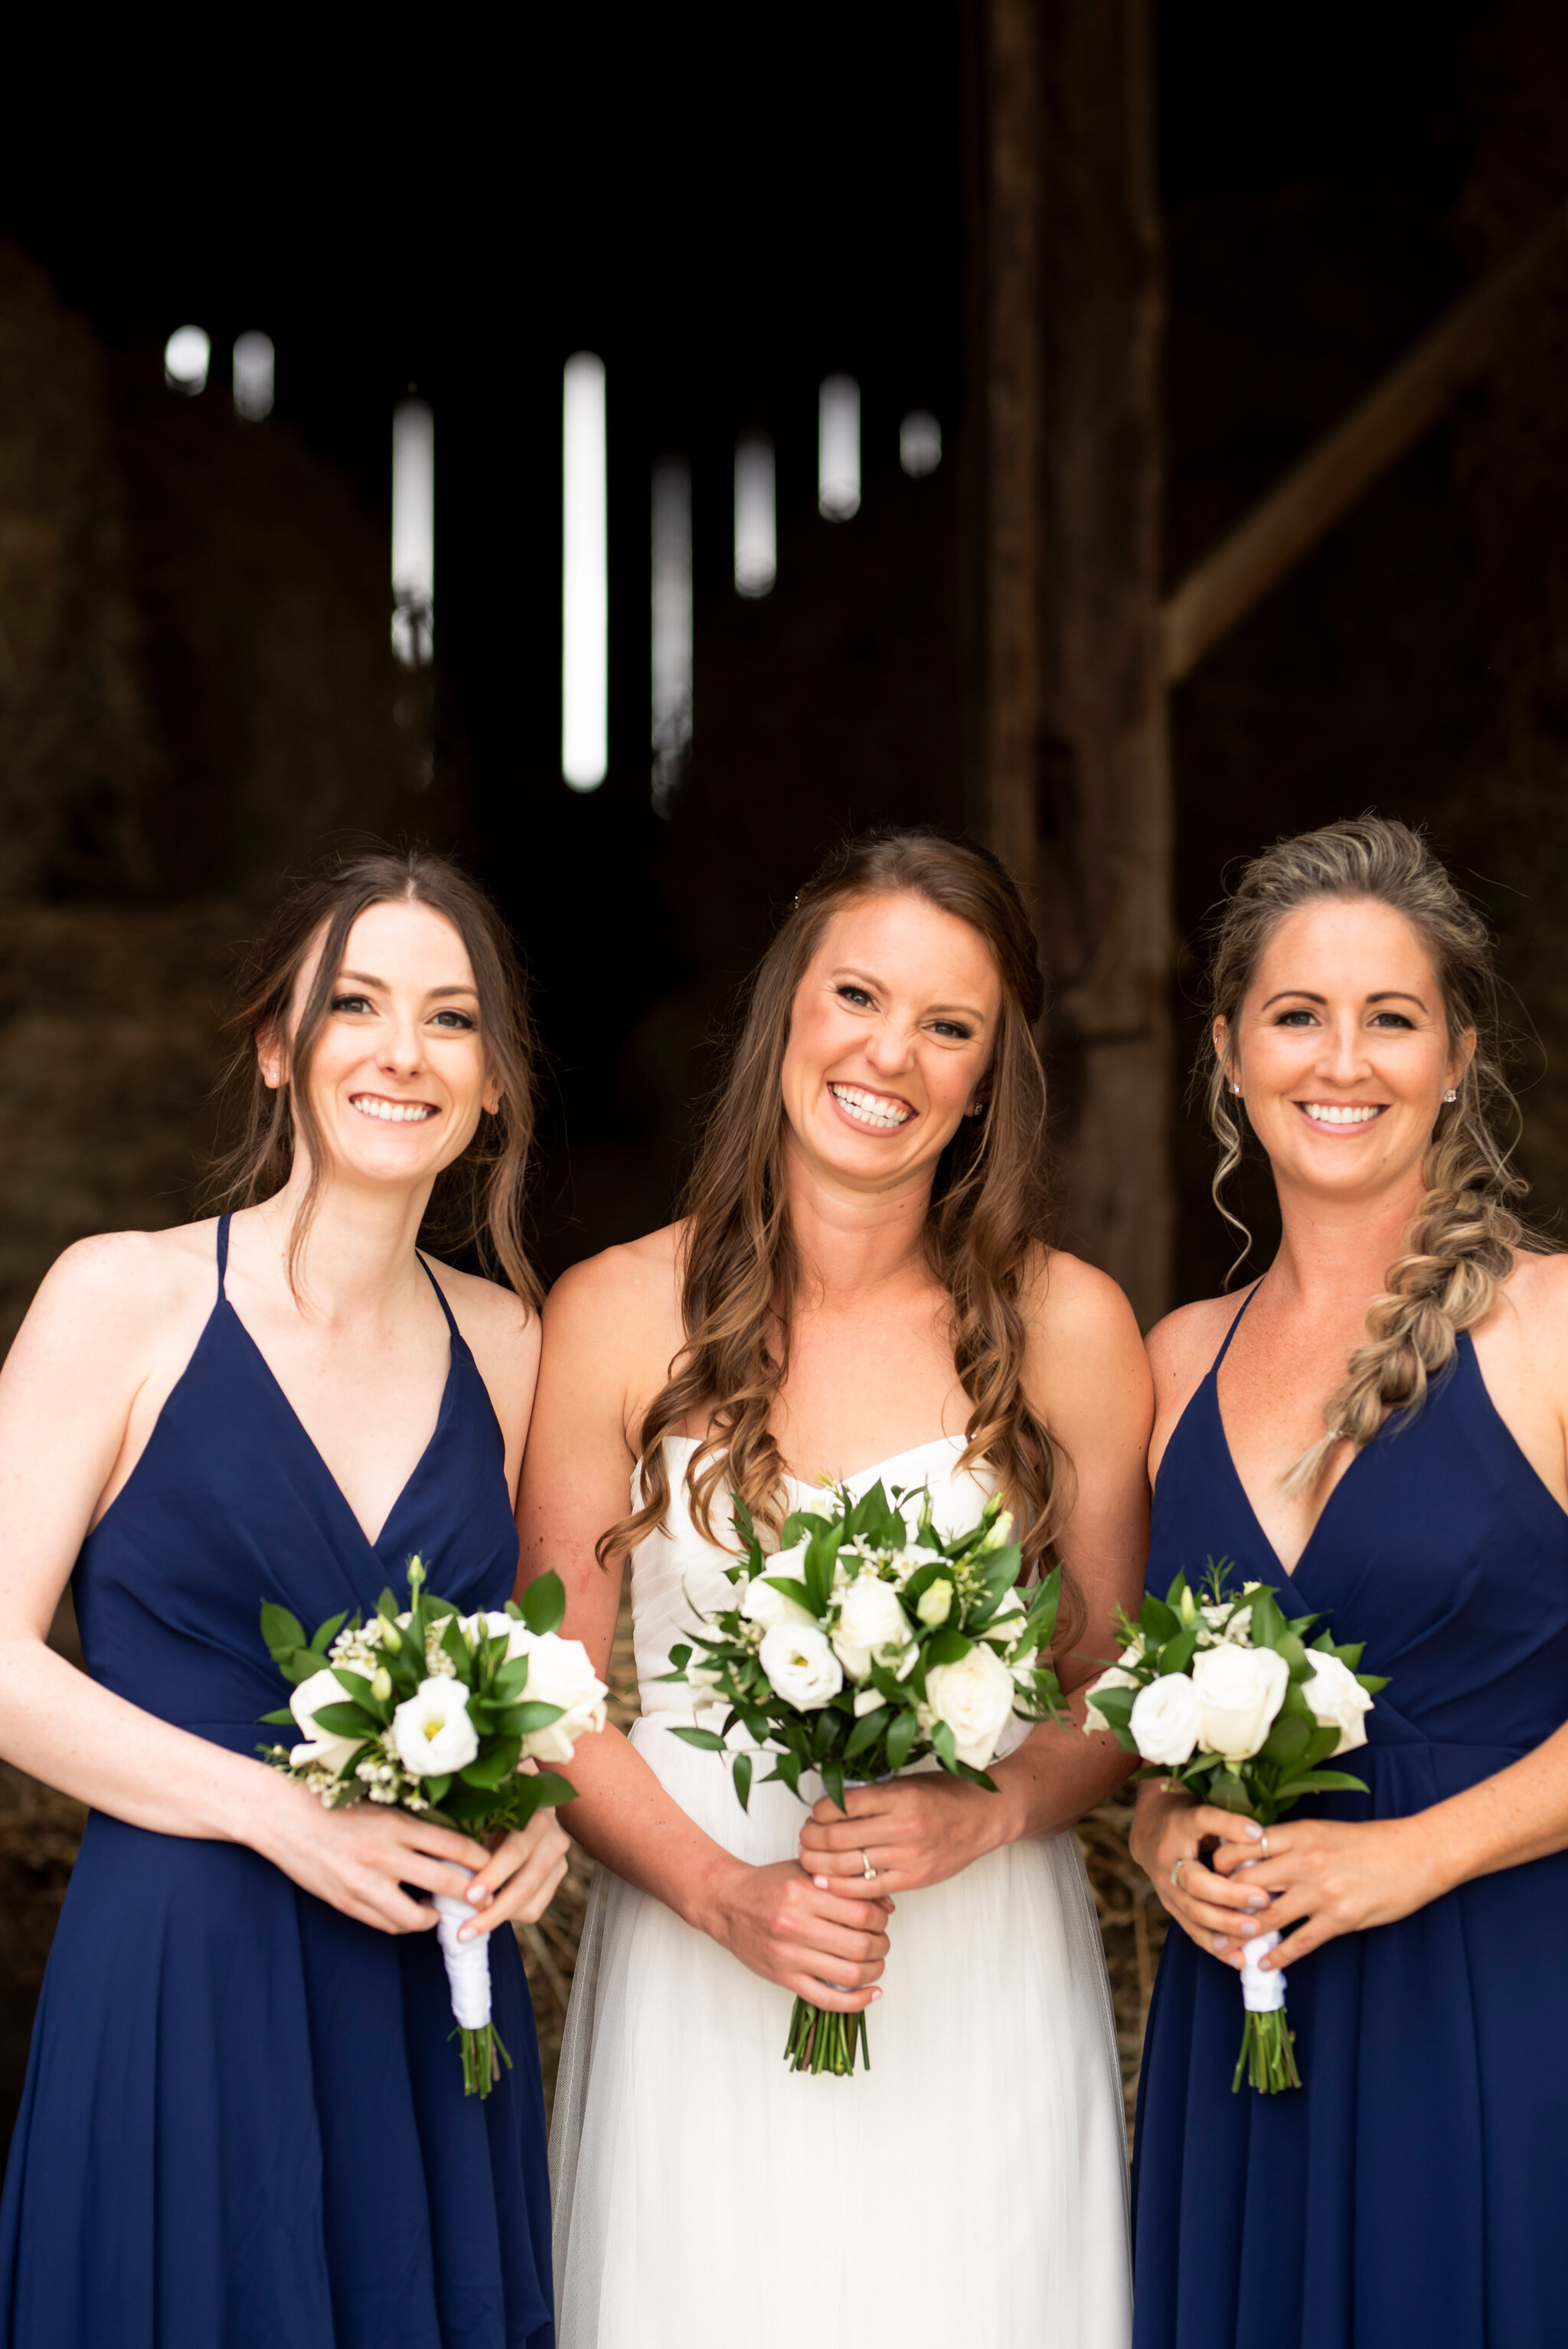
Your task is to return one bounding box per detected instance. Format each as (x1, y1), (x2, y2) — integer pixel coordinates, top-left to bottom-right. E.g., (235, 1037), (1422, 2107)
(1259, 988), (1430, 1011)
(337, 970), (479, 999)
(830, 965), (990, 1023)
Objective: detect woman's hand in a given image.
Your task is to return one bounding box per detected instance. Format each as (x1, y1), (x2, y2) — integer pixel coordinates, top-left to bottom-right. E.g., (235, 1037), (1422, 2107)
(797, 1773), (1002, 1897)
(705, 1857), (893, 2011)
(1210, 1814), (1447, 1968)
(447, 1809), (573, 1942)
(1128, 1783), (1276, 1968)
(260, 1779), (495, 1933)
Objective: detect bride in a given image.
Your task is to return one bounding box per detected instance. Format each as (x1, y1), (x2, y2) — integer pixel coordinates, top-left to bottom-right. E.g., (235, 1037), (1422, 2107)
(514, 828), (1150, 2347)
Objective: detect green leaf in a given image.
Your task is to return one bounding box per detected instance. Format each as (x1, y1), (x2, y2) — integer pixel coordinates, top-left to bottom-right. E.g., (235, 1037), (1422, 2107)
(310, 1701), (380, 1737)
(258, 1707), (296, 1726)
(260, 1602), (307, 1660)
(732, 1494), (757, 1547)
(931, 1719), (959, 1775)
(669, 1725), (728, 1753)
(924, 1626), (974, 1667)
(1206, 1770), (1256, 1815)
(1357, 1673), (1390, 1694)
(459, 1738), (523, 1789)
(497, 1700), (565, 1736)
(377, 1588), (400, 1621)
(881, 1710), (916, 1775)
(1140, 1596), (1180, 1644)
(309, 1610), (349, 1655)
(1261, 1710), (1311, 1767)
(845, 1707), (890, 1759)
(760, 1577), (814, 1613)
(771, 1751), (803, 1798)
(733, 1753), (753, 1812)
(276, 1646), (322, 1686)
(1250, 1589), (1289, 1651)
(440, 1614), (472, 1675)
(1158, 1624), (1199, 1677)
(521, 1571), (567, 1637)
(1277, 1769), (1369, 1798)
(820, 1759), (846, 1812)
(422, 1773), (452, 1805)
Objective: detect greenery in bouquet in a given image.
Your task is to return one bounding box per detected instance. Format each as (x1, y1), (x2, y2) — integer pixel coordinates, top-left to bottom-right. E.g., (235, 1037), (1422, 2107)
(259, 1557), (606, 2093)
(1081, 1560), (1387, 2091)
(658, 1478), (1065, 2076)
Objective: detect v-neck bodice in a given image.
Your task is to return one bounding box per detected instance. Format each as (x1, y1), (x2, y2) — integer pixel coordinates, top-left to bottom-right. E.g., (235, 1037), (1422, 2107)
(1149, 1310), (1568, 1758)
(72, 1217), (521, 1757)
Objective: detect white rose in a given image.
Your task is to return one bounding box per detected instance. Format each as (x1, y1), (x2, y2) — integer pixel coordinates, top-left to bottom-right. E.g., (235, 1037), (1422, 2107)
(831, 1576), (912, 1679)
(740, 1567), (814, 1632)
(1300, 1651), (1374, 1756)
(1191, 1645), (1289, 1762)
(1127, 1673), (1203, 1765)
(758, 1622), (844, 1710)
(1083, 1664), (1141, 1737)
(925, 1642), (1016, 1769)
(289, 1666), (368, 1776)
(391, 1677), (480, 1777)
(510, 1630), (609, 1763)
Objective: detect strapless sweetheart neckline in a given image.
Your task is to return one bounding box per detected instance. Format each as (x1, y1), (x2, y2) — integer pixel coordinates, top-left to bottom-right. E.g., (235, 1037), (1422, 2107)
(661, 1428), (965, 1491)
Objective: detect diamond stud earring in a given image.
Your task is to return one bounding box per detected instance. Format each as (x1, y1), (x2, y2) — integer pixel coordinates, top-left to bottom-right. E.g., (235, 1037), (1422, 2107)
(1444, 1089), (1458, 1103)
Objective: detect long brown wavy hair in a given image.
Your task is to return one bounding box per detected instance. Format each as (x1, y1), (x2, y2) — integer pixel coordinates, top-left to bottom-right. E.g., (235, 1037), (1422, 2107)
(600, 827), (1073, 1590)
(209, 845), (542, 1309)
(1202, 815), (1530, 1494)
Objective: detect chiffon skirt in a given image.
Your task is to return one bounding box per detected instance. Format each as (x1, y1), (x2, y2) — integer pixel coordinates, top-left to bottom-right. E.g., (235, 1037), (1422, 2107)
(550, 1719), (1132, 2349)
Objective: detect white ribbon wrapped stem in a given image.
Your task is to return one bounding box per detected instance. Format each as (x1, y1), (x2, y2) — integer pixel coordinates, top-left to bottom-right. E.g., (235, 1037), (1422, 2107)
(433, 1866), (493, 2030)
(1238, 1928), (1285, 2014)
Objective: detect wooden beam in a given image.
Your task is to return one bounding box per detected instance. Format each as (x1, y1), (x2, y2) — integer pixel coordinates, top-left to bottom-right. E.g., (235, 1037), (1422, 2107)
(1162, 202), (1568, 684)
(965, 0), (1171, 1325)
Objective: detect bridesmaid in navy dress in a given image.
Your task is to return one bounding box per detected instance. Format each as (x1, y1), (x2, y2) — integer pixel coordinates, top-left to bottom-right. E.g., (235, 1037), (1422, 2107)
(0, 851), (566, 2348)
(1130, 817), (1568, 2349)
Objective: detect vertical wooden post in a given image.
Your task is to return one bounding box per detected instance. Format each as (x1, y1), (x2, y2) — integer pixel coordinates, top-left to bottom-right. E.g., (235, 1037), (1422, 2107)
(965, 0), (1171, 1325)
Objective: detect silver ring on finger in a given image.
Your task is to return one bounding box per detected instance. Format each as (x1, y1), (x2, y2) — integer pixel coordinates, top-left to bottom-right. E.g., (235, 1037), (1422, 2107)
(1169, 1856), (1188, 1893)
(1259, 1832), (1269, 1858)
(861, 1848), (877, 1881)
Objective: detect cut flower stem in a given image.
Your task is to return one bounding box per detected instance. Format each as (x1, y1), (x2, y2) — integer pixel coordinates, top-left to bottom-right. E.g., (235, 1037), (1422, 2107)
(785, 1997), (871, 2077)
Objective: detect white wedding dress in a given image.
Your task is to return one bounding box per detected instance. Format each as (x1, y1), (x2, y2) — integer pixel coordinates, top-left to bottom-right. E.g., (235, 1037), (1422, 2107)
(550, 1434), (1132, 2348)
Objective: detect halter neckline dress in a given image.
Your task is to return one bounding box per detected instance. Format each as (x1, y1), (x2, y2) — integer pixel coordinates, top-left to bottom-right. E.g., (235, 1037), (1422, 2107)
(0, 1216), (553, 2349)
(1132, 1286), (1568, 2349)
(550, 1432), (1133, 2349)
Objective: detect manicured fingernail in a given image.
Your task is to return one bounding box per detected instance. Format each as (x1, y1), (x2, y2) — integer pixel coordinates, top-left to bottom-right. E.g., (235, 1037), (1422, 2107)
(466, 1884), (486, 1903)
(458, 1924), (475, 1942)
(814, 1875), (830, 1890)
(871, 1988), (883, 2001)
(1211, 1934), (1230, 1953)
(1246, 1893), (1268, 1910)
(1240, 1821), (1264, 1839)
(1236, 1918), (1255, 1936)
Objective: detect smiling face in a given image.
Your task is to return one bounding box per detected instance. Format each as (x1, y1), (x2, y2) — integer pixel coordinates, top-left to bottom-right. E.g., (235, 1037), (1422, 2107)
(779, 891), (1002, 1195)
(262, 897), (494, 1191)
(1219, 894), (1472, 1208)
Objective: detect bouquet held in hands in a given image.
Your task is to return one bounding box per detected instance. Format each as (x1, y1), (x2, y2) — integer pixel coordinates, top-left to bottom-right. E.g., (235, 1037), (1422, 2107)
(661, 1478), (1063, 2076)
(1083, 1563), (1386, 2091)
(260, 1557), (606, 2095)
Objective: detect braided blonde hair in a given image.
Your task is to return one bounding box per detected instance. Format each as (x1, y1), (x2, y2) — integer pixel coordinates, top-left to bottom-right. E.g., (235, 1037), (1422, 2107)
(1202, 817), (1530, 1496)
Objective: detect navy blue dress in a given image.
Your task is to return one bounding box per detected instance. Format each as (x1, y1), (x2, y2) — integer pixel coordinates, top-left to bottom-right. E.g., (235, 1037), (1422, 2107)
(1132, 1292), (1568, 2349)
(0, 1217), (553, 2349)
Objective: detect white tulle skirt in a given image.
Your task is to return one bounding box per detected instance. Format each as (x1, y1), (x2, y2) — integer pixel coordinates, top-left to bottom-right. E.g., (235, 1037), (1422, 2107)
(550, 1719), (1132, 2349)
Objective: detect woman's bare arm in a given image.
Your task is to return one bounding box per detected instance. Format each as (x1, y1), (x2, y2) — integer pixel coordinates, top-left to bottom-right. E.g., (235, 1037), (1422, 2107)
(509, 1237), (892, 2011)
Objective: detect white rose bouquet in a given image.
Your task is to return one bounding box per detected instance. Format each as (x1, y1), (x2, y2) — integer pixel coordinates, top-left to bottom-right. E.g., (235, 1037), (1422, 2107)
(658, 1479), (1063, 2077)
(259, 1556), (606, 2097)
(1082, 1560), (1387, 2093)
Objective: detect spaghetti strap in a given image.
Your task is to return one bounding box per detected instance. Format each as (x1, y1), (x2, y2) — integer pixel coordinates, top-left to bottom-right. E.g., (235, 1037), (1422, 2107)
(416, 1251), (461, 1341)
(215, 1212), (231, 1300)
(1208, 1278), (1262, 1374)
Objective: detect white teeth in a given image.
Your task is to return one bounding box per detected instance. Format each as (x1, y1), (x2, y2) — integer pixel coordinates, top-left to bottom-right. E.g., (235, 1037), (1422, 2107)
(350, 1096), (436, 1124)
(829, 1083), (913, 1131)
(1302, 1103), (1381, 1126)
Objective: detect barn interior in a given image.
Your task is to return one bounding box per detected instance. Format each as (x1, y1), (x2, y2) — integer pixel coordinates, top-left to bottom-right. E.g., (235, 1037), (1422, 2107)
(3, 0), (1567, 2145)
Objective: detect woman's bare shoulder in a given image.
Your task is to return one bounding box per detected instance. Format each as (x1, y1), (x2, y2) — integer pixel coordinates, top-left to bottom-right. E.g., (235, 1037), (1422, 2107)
(1021, 1244), (1141, 1346)
(4, 1220), (220, 1393)
(1145, 1290), (1251, 1416)
(547, 1221), (682, 1318)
